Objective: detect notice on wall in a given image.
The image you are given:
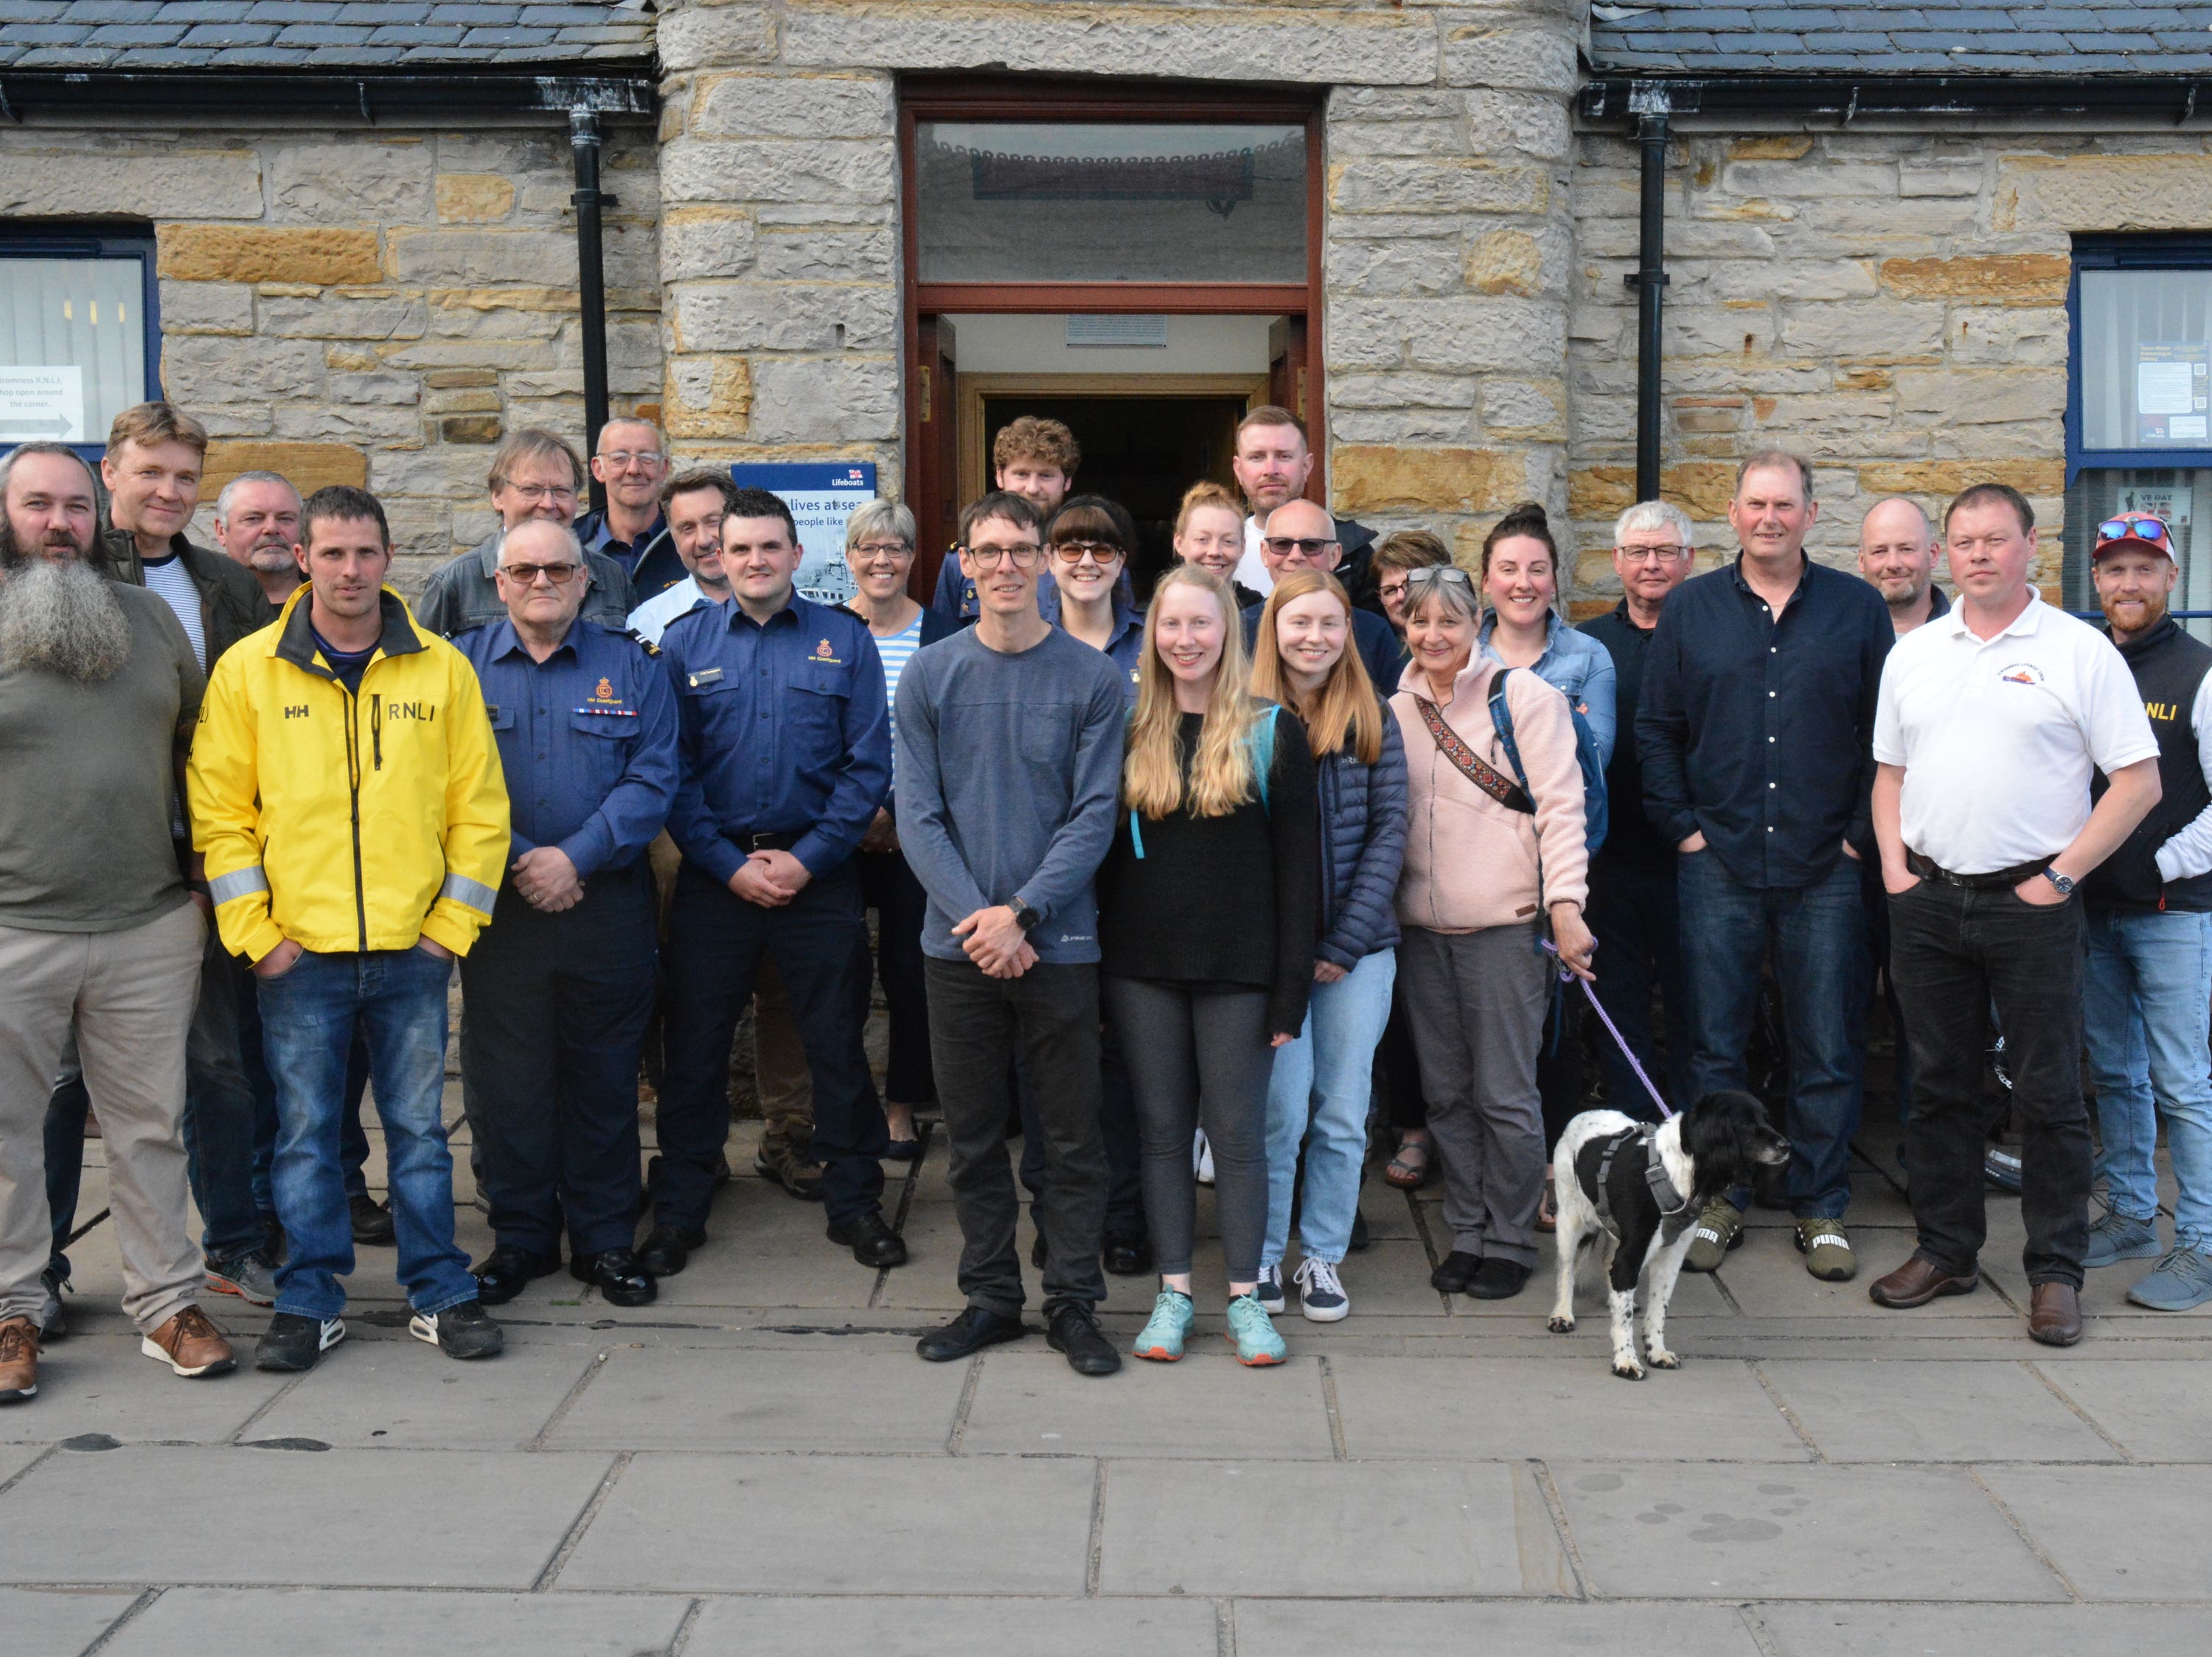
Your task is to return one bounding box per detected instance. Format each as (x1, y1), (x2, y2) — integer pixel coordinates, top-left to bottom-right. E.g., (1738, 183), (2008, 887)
(0, 366), (86, 442)
(2138, 341), (2211, 444)
(728, 461), (880, 605)
(2114, 479), (2193, 544)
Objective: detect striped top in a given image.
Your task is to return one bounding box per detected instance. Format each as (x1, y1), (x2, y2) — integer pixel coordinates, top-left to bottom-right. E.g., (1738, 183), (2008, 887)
(872, 612), (925, 795)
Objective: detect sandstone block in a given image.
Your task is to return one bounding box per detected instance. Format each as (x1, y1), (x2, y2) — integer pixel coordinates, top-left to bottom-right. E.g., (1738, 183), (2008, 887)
(1879, 254), (2070, 304)
(1660, 305), (1775, 360)
(425, 388), (503, 415)
(1330, 295), (1568, 375)
(1439, 15), (1579, 94)
(1329, 373), (1480, 411)
(1899, 159), (1984, 198)
(428, 288), (581, 315)
(440, 415), (504, 445)
(328, 371), (422, 406)
(1332, 159), (1550, 218)
(754, 226), (897, 285)
(268, 141), (433, 225)
(159, 226), (382, 286)
(161, 336), (326, 403)
(672, 283), (897, 353)
(160, 282), (254, 336)
(1481, 376), (1568, 441)
(1325, 90), (1469, 159)
(1997, 151), (2212, 232)
(659, 139), (895, 207)
(658, 3), (778, 72)
(664, 355), (755, 440)
(747, 355), (898, 444)
(690, 72), (895, 139)
(781, 2), (1436, 86)
(0, 146), (262, 219)
(1775, 300), (1946, 361)
(1569, 462), (1736, 522)
(273, 403), (425, 445)
(663, 207), (759, 282)
(422, 369), (500, 390)
(1332, 409), (1476, 445)
(1467, 228), (1545, 297)
(1466, 91), (1573, 161)
(1334, 445), (1520, 515)
(388, 226), (655, 290)
(1721, 161), (1895, 199)
(258, 292), (428, 341)
(204, 440), (366, 499)
(1703, 258), (1878, 302)
(437, 174), (518, 224)
(1949, 306), (2069, 367)
(1893, 367), (2067, 426)
(1857, 459), (2067, 498)
(1326, 237), (1466, 299)
(1728, 136), (1815, 161)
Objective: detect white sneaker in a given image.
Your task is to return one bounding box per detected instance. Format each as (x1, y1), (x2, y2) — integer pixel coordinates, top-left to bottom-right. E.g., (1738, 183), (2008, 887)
(1193, 1130), (1215, 1186)
(1254, 1262), (1284, 1314)
(1294, 1256), (1350, 1322)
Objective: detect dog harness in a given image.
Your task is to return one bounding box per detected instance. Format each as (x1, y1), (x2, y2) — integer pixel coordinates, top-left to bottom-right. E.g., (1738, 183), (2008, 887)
(1593, 1126), (1694, 1243)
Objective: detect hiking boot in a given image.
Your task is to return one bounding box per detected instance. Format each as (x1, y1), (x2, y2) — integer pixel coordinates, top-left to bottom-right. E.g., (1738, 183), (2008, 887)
(2084, 1210), (2162, 1270)
(1293, 1256), (1349, 1322)
(0, 1316), (38, 1403)
(257, 1312), (344, 1373)
(1684, 1198), (1747, 1273)
(408, 1302), (504, 1361)
(2127, 1244), (2212, 1312)
(204, 1250), (281, 1307)
(1795, 1218), (1858, 1282)
(1132, 1290), (1194, 1362)
(1224, 1293), (1287, 1366)
(755, 1143), (825, 1201)
(142, 1305), (235, 1378)
(1253, 1262), (1285, 1315)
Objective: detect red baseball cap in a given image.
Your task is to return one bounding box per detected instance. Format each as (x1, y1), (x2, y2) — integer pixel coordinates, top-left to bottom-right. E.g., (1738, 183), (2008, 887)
(2093, 513), (2176, 560)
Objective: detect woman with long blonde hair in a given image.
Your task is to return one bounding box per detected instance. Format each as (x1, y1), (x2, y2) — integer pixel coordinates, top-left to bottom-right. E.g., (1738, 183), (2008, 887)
(1097, 565), (1320, 1366)
(1246, 571), (1407, 1321)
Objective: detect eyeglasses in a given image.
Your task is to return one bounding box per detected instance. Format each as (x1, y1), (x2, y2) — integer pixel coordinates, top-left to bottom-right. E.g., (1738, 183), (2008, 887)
(1262, 536), (1339, 557)
(497, 560), (583, 586)
(1403, 566), (1475, 592)
(852, 540), (914, 560)
(503, 483), (578, 504)
(1617, 543), (1691, 563)
(961, 543), (1043, 569)
(598, 450), (666, 470)
(1051, 539), (1125, 566)
(2096, 516), (2171, 546)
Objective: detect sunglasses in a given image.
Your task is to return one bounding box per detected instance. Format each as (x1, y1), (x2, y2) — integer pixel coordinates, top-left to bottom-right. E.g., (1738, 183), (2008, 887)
(1051, 539), (1125, 566)
(2097, 516), (2172, 545)
(497, 560), (582, 586)
(1262, 536), (1340, 557)
(1403, 565), (1475, 591)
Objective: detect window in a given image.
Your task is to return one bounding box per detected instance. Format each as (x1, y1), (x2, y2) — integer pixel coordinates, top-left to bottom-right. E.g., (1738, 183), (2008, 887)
(2067, 237), (2212, 632)
(0, 226), (159, 459)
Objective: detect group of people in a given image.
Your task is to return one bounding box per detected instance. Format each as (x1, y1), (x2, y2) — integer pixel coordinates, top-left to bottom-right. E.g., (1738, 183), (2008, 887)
(0, 396), (2204, 1406)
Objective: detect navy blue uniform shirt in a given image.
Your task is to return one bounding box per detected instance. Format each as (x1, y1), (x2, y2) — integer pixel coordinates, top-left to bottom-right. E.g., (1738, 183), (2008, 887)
(1635, 554), (1893, 890)
(453, 617), (679, 877)
(660, 590), (891, 884)
(1040, 585), (1145, 708)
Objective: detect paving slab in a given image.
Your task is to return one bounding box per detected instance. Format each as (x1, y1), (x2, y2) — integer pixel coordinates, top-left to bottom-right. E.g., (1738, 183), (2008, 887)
(2037, 1359), (2212, 1460)
(682, 1593), (1220, 1656)
(1, 1443), (52, 1484)
(961, 1350), (1335, 1459)
(1234, 1597), (1767, 1656)
(1756, 1600), (2212, 1656)
(556, 1451), (1096, 1594)
(642, 1198), (877, 1312)
(100, 1587), (689, 1656)
(240, 1339), (600, 1450)
(1551, 1462), (2065, 1601)
(1977, 1464), (2212, 1599)
(547, 1344), (964, 1452)
(0, 1587), (136, 1657)
(0, 1338), (287, 1447)
(1330, 1355), (1809, 1461)
(0, 1445), (612, 1588)
(1307, 1239), (1452, 1316)
(1758, 1359), (2122, 1463)
(1096, 1459), (1571, 1597)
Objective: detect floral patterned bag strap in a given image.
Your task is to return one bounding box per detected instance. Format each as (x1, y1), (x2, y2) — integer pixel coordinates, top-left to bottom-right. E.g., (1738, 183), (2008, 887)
(1412, 695), (1533, 815)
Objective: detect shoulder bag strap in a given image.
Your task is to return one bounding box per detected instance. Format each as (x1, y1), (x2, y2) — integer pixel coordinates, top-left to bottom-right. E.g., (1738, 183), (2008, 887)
(1413, 695), (1533, 815)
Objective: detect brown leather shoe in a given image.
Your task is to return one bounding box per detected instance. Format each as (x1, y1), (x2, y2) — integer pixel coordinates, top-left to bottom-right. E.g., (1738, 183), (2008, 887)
(1868, 1254), (1980, 1308)
(0, 1316), (37, 1403)
(142, 1305), (236, 1378)
(2028, 1282), (2084, 1347)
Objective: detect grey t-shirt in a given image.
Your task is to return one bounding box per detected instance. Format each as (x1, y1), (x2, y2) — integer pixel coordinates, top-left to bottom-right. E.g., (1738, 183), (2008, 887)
(0, 580), (204, 932)
(895, 625), (1126, 965)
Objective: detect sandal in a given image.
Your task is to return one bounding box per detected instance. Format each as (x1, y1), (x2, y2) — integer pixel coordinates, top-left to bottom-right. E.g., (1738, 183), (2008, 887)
(1536, 1173), (1557, 1234)
(1383, 1137), (1432, 1189)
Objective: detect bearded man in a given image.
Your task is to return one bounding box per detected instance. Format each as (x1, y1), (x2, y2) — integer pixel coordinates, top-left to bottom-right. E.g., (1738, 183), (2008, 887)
(0, 442), (237, 1406)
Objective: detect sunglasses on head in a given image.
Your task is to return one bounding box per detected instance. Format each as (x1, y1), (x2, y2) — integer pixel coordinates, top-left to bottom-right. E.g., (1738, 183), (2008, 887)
(1403, 565), (1475, 590)
(2097, 516), (2172, 546)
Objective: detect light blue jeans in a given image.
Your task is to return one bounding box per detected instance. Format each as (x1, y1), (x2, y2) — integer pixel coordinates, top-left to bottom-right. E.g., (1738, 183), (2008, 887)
(2083, 905), (2212, 1248)
(1261, 948), (1397, 1270)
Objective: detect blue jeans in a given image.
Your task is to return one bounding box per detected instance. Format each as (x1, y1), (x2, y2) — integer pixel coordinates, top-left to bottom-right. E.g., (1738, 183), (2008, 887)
(2084, 905), (2212, 1249)
(1677, 851), (1867, 1219)
(1262, 948), (1397, 1269)
(239, 959), (372, 1213)
(256, 947), (477, 1321)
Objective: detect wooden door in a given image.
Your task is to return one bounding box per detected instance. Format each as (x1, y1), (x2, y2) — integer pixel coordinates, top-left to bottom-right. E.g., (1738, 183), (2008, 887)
(911, 316), (958, 602)
(1267, 314), (1324, 507)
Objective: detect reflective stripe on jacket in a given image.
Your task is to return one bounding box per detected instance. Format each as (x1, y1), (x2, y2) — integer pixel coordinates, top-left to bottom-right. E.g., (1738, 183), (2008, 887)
(188, 586), (510, 962)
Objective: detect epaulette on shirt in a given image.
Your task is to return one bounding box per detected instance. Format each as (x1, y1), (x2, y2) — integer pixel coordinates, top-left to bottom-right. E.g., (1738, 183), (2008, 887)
(619, 628), (661, 657)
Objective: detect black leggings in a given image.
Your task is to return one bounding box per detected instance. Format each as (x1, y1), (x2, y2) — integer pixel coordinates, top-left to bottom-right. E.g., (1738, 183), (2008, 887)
(1100, 976), (1272, 1283)
(857, 848), (934, 1105)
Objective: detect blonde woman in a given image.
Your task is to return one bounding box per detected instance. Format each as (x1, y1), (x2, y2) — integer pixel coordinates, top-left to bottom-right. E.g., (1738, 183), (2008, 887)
(1248, 572), (1408, 1321)
(1172, 481), (1262, 610)
(1097, 566), (1321, 1364)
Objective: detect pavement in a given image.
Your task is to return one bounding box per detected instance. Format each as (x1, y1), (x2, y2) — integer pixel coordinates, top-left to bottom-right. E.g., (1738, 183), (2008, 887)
(5, 1094), (2208, 1657)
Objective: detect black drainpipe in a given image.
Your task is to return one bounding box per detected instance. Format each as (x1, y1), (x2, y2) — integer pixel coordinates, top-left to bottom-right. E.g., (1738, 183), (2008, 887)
(1628, 105), (1671, 504)
(571, 108), (612, 515)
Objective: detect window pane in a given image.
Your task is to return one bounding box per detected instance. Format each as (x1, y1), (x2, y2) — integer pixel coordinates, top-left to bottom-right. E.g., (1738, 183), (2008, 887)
(0, 257), (146, 445)
(917, 122), (1307, 283)
(2065, 468), (2212, 644)
(2079, 268), (2212, 451)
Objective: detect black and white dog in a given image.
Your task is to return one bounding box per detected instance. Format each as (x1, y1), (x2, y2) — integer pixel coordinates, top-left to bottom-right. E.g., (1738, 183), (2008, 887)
(1547, 1091), (1791, 1380)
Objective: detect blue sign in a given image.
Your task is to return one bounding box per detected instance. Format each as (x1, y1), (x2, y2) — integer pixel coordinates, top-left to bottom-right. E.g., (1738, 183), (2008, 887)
(728, 461), (879, 605)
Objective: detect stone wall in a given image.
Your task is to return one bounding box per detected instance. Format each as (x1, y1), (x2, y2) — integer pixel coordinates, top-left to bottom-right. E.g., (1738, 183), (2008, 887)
(654, 0), (1584, 560)
(1, 122), (659, 594)
(1566, 128), (2212, 615)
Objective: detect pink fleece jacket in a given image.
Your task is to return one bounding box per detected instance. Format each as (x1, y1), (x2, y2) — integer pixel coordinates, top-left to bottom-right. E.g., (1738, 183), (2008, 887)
(1391, 656), (1590, 933)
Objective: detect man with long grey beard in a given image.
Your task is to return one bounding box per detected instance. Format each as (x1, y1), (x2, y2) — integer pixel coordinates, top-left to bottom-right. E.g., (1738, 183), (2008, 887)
(0, 442), (237, 1405)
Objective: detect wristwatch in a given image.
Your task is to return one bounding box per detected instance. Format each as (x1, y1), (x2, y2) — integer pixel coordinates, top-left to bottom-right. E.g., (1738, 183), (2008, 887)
(2041, 867), (2076, 897)
(1011, 900), (1043, 932)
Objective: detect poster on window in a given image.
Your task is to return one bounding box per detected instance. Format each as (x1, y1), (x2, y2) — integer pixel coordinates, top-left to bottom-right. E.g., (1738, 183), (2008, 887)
(0, 366), (86, 442)
(726, 462), (879, 605)
(2137, 341), (2211, 444)
(2114, 477), (2193, 547)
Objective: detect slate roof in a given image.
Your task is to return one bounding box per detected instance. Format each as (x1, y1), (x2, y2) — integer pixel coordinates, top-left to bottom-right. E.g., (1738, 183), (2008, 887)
(0, 0), (655, 69)
(1586, 1), (2212, 74)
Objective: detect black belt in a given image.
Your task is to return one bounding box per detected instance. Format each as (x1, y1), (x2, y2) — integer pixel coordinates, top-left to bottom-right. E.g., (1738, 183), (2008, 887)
(1907, 850), (2053, 891)
(738, 832), (801, 852)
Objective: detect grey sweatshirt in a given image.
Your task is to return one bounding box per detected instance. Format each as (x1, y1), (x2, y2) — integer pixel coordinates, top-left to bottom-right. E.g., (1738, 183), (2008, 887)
(895, 625), (1127, 964)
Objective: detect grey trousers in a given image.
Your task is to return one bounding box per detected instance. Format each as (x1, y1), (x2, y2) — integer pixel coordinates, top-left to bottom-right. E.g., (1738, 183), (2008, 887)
(1399, 923), (1550, 1269)
(0, 903), (206, 1333)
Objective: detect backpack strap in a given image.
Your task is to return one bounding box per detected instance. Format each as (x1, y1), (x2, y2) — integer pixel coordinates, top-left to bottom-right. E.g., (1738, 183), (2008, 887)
(1248, 705), (1278, 816)
(1486, 666), (1530, 797)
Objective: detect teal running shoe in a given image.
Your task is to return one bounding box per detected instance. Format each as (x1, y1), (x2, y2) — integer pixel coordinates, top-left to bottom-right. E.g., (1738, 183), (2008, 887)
(1132, 1290), (1194, 1361)
(1225, 1292), (1287, 1366)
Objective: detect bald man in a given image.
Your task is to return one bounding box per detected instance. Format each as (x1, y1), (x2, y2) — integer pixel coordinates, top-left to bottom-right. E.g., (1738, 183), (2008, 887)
(1239, 499), (1405, 695)
(1858, 497), (1948, 636)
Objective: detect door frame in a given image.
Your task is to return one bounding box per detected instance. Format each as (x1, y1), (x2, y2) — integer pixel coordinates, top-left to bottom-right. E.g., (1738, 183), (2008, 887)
(957, 371), (1272, 507)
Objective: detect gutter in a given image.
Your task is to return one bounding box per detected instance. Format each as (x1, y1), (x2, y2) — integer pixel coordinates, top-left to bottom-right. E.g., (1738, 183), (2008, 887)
(1582, 73), (2212, 125)
(0, 69), (655, 125)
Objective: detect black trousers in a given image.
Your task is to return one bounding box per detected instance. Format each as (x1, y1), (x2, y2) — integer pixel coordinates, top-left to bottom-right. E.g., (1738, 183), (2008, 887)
(856, 848), (935, 1105)
(1018, 1018), (1146, 1243)
(658, 861), (887, 1229)
(1585, 853), (1692, 1121)
(1888, 878), (2090, 1288)
(459, 861), (658, 1259)
(925, 955), (1108, 1316)
(1378, 980), (1427, 1133)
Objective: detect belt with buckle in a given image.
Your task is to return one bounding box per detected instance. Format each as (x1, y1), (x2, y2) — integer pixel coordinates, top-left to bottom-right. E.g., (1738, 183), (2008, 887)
(740, 832), (801, 853)
(1906, 850), (2053, 890)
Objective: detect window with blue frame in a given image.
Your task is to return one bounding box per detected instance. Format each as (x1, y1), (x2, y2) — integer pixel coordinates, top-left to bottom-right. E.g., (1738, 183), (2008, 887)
(2067, 236), (2212, 636)
(0, 225), (160, 461)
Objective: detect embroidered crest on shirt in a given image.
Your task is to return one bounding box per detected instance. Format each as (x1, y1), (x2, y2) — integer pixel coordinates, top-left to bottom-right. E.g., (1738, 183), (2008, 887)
(1999, 663), (2045, 687)
(811, 637), (843, 664)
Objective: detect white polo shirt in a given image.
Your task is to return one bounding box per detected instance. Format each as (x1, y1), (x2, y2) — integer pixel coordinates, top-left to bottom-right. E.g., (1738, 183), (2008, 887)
(1235, 513), (1274, 597)
(1873, 593), (2158, 875)
(627, 575), (707, 645)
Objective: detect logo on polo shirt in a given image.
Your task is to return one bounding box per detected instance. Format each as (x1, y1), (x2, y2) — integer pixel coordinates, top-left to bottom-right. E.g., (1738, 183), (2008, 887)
(1999, 663), (2045, 687)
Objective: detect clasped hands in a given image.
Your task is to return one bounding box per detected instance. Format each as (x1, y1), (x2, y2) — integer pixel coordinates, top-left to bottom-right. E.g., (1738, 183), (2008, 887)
(953, 903), (1035, 979)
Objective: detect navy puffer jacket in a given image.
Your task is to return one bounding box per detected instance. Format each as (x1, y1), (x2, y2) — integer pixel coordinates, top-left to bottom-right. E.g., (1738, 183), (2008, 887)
(1316, 711), (1409, 969)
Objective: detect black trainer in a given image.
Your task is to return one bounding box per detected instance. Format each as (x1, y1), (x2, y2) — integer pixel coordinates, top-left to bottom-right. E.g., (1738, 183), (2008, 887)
(1429, 1250), (1482, 1294)
(1466, 1257), (1531, 1300)
(256, 1311), (345, 1373)
(827, 1211), (908, 1269)
(1046, 1302), (1121, 1377)
(916, 1305), (1026, 1363)
(408, 1301), (503, 1361)
(473, 1245), (560, 1306)
(572, 1248), (656, 1307)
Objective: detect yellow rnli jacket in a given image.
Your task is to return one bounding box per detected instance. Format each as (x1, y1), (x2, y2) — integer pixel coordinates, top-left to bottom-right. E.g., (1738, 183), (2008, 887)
(188, 586), (509, 962)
